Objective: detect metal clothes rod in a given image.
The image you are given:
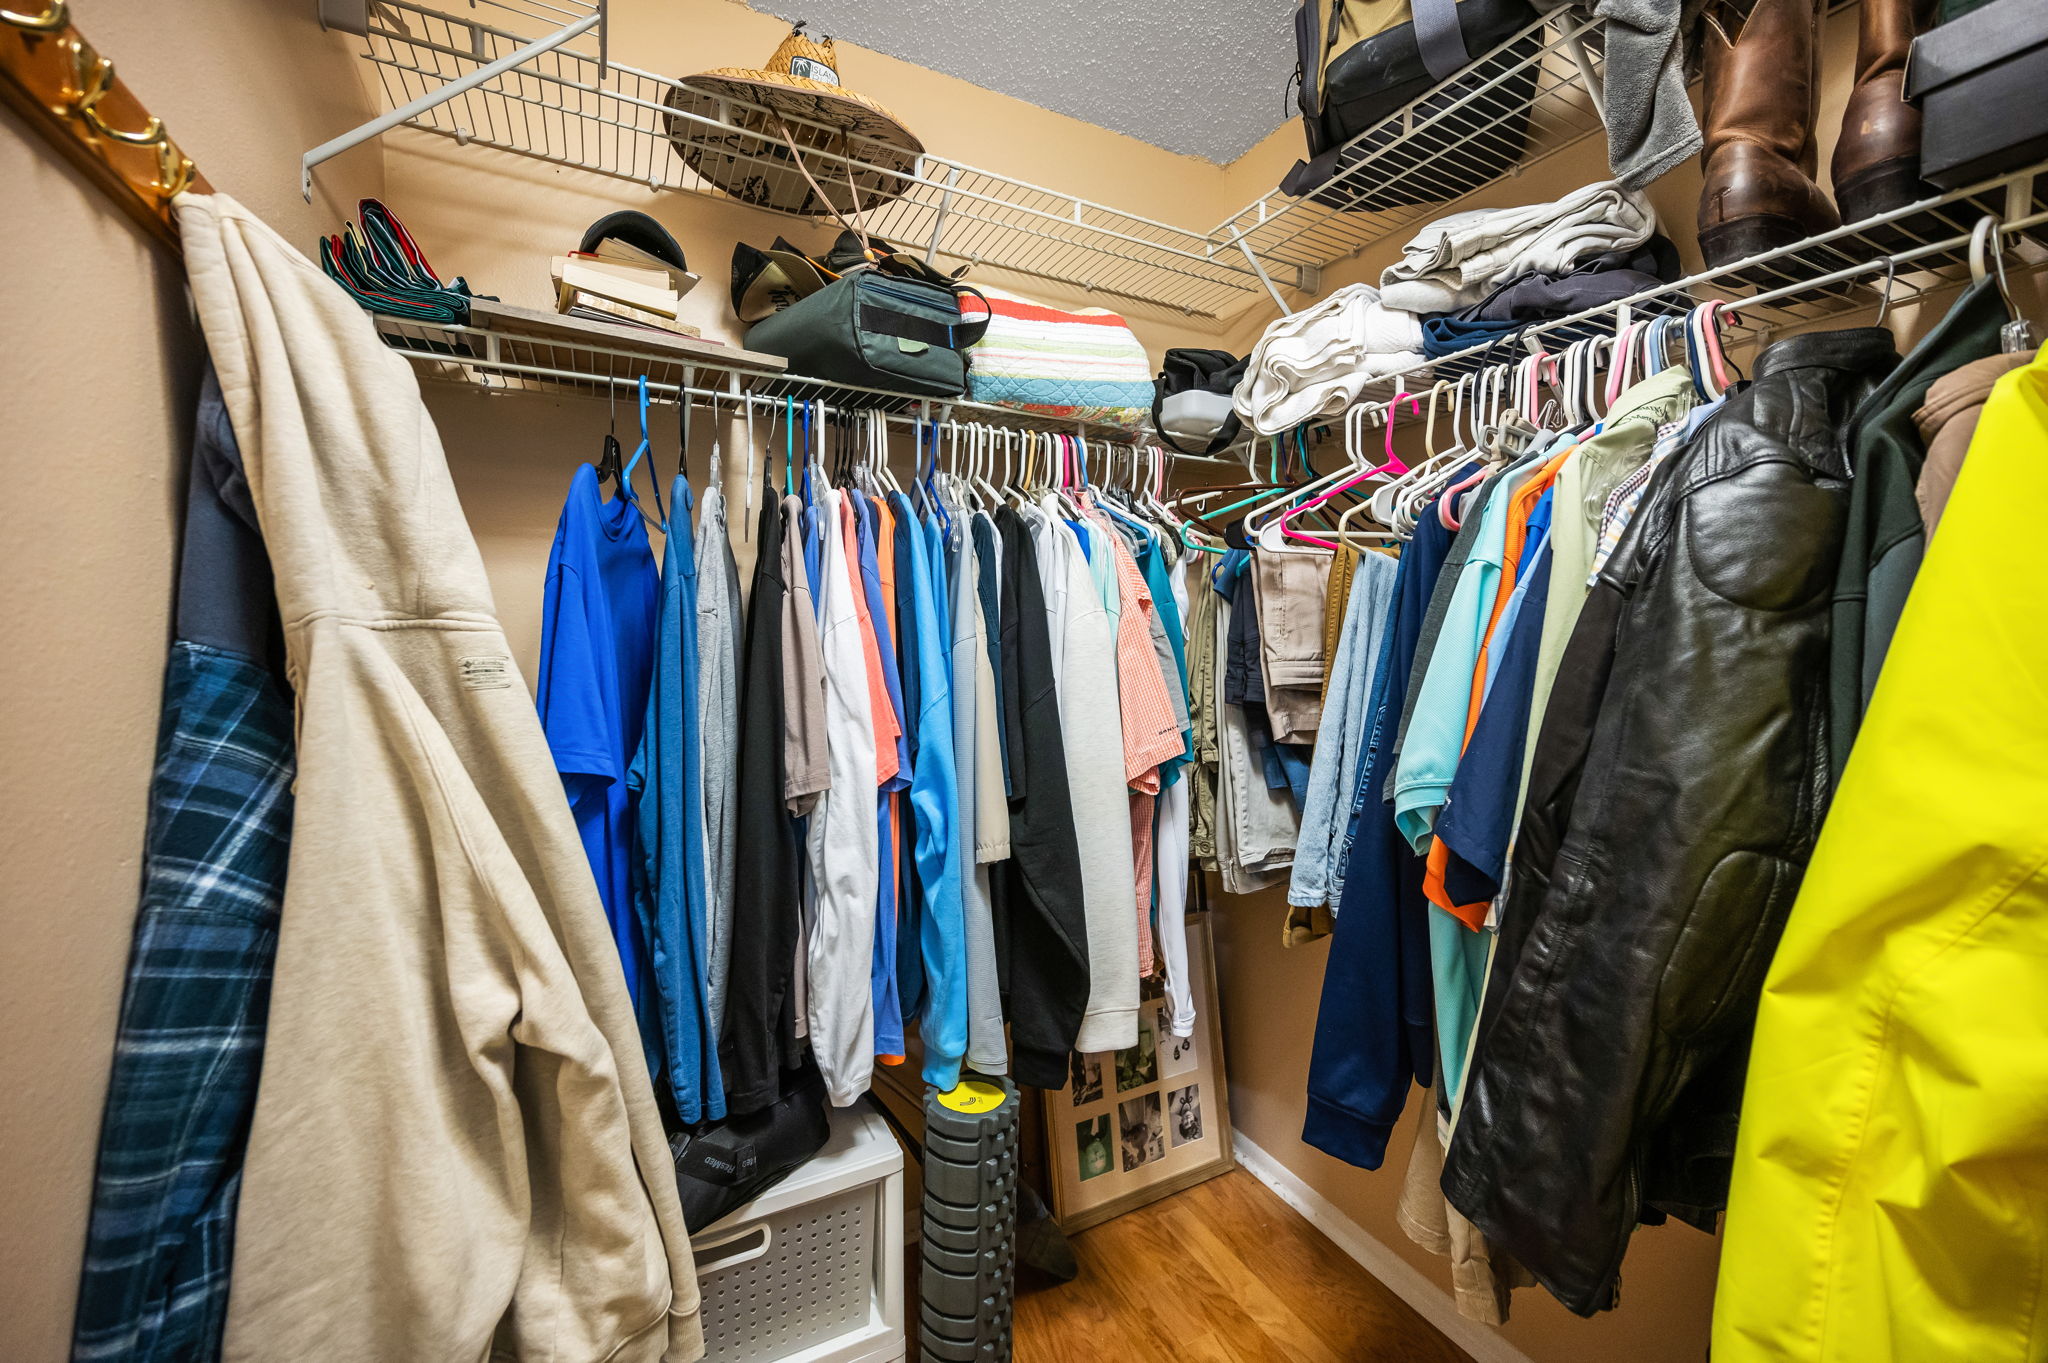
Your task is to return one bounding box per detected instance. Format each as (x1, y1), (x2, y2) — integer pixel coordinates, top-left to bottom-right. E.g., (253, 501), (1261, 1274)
(396, 345), (1249, 465)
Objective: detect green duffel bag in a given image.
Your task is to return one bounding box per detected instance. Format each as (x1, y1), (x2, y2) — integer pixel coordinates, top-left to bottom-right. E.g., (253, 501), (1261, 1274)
(745, 266), (989, 399)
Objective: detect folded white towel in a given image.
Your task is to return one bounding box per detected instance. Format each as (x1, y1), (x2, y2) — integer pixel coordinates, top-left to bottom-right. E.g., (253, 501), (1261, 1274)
(1233, 283), (1428, 435)
(1380, 180), (1657, 314)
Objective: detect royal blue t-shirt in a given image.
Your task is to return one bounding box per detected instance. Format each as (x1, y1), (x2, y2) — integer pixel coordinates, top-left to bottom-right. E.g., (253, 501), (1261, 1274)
(537, 463), (660, 1020)
(625, 476), (724, 1122)
(912, 514), (967, 1091)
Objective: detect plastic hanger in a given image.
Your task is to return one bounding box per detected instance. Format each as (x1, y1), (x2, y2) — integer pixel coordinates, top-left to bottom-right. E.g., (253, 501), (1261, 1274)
(1387, 377), (1471, 536)
(1323, 397), (1415, 548)
(1438, 366), (1505, 530)
(1092, 441), (1156, 542)
(1235, 426), (1352, 529)
(798, 400), (815, 511)
(677, 368), (694, 483)
(782, 395), (796, 498)
(623, 375), (668, 533)
(1240, 426), (1355, 546)
(741, 393), (760, 540)
(1519, 351), (1549, 424)
(702, 391), (722, 499)
(1565, 340), (1593, 428)
(916, 414), (952, 534)
(1683, 300), (1733, 399)
(595, 376), (627, 487)
(998, 428), (1019, 504)
(1168, 429), (1302, 554)
(1370, 380), (1447, 525)
(1606, 321), (1641, 409)
(1272, 392), (1413, 550)
(1971, 215), (2039, 354)
(1140, 442), (1191, 546)
(960, 423), (991, 509)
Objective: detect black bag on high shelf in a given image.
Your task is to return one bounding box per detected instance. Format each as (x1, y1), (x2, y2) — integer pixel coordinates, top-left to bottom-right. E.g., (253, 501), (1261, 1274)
(1282, 0), (1542, 213)
(1152, 349), (1247, 457)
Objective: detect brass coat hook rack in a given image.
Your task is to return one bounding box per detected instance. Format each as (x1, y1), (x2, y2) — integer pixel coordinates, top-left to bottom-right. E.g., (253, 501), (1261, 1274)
(1, 1), (212, 247)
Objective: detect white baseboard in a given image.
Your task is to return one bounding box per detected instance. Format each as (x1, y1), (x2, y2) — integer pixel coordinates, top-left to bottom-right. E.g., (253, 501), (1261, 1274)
(1230, 1129), (1536, 1363)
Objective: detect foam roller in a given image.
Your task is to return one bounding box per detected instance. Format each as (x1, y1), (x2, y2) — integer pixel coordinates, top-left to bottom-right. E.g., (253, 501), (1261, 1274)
(921, 1077), (1019, 1363)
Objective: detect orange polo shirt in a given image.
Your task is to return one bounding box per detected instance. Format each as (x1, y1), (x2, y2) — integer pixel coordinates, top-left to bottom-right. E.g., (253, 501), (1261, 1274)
(1424, 440), (1578, 925)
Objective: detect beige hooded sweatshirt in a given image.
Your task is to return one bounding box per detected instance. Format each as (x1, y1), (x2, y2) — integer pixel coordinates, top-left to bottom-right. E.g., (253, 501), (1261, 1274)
(177, 193), (703, 1363)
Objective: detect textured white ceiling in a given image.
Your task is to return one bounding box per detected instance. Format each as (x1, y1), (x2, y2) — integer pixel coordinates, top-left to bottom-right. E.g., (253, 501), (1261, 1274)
(740, 0), (1299, 164)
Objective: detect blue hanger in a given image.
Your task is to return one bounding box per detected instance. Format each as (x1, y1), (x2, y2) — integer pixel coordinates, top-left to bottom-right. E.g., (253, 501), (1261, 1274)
(624, 375), (668, 532)
(920, 418), (952, 536)
(783, 395), (795, 497)
(799, 399), (815, 511)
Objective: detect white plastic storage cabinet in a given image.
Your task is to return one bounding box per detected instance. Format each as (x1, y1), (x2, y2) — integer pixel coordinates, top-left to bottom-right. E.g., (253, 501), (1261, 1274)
(689, 1100), (906, 1363)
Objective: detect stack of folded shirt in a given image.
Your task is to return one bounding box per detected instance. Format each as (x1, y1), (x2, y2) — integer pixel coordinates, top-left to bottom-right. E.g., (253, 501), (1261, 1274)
(320, 198), (481, 325)
(1419, 235), (1683, 358)
(1378, 180), (1657, 315)
(1232, 282), (1428, 435)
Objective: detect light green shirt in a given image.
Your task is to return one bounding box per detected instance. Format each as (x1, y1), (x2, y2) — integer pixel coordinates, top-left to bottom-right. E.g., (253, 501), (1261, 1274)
(1516, 367), (1700, 810)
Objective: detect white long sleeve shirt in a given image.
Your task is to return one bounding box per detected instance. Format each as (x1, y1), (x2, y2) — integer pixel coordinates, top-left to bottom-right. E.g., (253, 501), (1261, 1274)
(805, 488), (879, 1106)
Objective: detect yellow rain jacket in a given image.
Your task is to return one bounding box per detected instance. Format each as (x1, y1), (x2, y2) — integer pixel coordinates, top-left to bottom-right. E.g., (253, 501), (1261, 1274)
(1714, 345), (2048, 1361)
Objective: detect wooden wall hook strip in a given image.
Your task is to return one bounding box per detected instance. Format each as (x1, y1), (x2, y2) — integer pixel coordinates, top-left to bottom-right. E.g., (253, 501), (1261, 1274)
(1, 3), (210, 248)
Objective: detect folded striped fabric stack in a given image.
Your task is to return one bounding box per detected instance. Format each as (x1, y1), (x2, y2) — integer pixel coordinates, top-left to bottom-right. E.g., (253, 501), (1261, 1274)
(963, 286), (1154, 434)
(319, 198), (479, 326)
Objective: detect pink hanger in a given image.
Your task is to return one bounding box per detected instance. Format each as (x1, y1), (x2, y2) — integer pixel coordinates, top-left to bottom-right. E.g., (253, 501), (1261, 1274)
(1439, 365), (1504, 530)
(1278, 393), (1419, 549)
(1692, 301), (1733, 394)
(1607, 322), (1640, 408)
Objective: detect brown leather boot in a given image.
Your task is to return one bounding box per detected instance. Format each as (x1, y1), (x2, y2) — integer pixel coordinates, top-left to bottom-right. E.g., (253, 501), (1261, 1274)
(1831, 0), (1939, 225)
(1697, 0), (1840, 270)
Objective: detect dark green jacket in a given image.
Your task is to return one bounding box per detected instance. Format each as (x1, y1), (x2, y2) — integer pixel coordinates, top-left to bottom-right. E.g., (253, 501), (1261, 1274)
(1829, 278), (2008, 782)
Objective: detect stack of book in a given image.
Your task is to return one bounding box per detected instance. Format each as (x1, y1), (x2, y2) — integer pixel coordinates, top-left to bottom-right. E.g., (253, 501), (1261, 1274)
(552, 237), (702, 335)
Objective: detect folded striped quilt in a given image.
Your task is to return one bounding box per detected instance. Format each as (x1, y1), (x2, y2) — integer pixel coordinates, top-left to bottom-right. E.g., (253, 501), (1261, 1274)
(963, 287), (1154, 435)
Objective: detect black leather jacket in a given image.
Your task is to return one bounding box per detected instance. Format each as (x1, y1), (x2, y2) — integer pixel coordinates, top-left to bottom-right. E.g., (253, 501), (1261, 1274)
(1441, 329), (1900, 1315)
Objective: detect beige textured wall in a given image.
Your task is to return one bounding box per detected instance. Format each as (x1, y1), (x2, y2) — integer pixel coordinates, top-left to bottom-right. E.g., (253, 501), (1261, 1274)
(0, 4), (382, 1359)
(1209, 882), (1723, 1362)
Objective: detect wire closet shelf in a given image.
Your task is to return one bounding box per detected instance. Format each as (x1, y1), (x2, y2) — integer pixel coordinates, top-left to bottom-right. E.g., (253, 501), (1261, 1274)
(379, 161), (2048, 449)
(1209, 11), (1608, 291)
(344, 0), (1619, 321)
(1349, 166), (2048, 401)
(353, 0), (1261, 320)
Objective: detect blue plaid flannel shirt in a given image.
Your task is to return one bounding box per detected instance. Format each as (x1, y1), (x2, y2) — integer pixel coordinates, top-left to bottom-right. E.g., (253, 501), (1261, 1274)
(70, 641), (294, 1363)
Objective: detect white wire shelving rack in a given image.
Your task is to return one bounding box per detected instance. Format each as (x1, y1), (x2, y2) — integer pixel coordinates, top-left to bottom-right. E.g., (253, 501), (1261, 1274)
(1341, 164), (2048, 403)
(321, 2), (2044, 439)
(314, 0), (1625, 321)
(375, 159), (2047, 454)
(1210, 11), (1608, 295)
(327, 0), (1272, 320)
(308, 2), (1912, 330)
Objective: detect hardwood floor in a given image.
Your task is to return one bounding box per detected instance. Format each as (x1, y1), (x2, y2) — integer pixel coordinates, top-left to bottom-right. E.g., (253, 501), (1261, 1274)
(1010, 1170), (1470, 1362)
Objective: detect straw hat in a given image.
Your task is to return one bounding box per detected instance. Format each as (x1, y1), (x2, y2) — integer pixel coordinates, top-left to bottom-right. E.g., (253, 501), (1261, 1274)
(665, 25), (924, 217)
